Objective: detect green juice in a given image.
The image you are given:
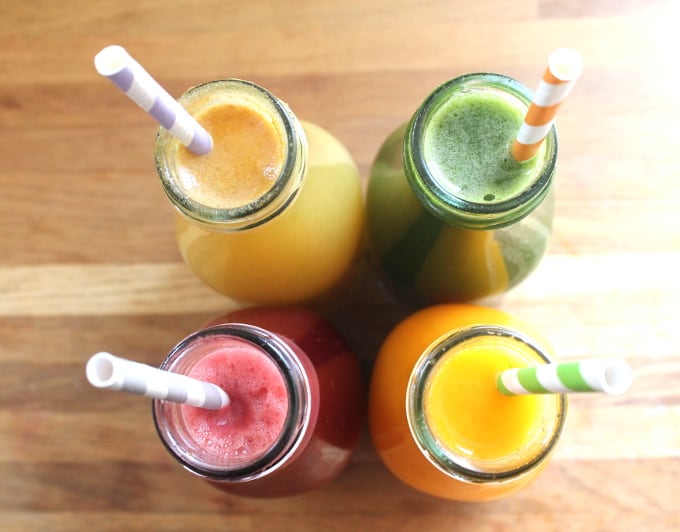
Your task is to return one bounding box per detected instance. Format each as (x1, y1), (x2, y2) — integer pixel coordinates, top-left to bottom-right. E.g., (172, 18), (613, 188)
(423, 91), (538, 205)
(366, 73), (557, 303)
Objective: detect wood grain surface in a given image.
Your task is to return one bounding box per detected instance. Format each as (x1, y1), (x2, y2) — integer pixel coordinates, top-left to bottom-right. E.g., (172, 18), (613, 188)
(1, 1), (678, 530)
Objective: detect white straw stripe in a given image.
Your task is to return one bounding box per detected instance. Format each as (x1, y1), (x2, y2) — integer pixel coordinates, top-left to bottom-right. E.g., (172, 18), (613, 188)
(498, 369), (525, 394)
(532, 80), (576, 107)
(126, 72), (157, 111)
(515, 121), (554, 145)
(144, 370), (171, 397)
(580, 359), (609, 391)
(168, 114), (198, 147)
(535, 366), (572, 393)
(86, 352), (229, 409)
(185, 387), (206, 406)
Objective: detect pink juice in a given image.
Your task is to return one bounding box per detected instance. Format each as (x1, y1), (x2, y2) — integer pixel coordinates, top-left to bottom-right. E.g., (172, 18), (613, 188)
(180, 345), (289, 466)
(210, 307), (364, 450)
(153, 307), (364, 498)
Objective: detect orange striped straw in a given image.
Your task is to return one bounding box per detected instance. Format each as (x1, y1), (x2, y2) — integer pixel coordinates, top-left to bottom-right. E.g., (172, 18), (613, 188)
(512, 48), (583, 162)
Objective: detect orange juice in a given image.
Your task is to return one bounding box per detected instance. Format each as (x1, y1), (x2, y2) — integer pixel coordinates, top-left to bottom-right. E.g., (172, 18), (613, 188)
(425, 339), (544, 461)
(368, 304), (566, 501)
(155, 80), (364, 306)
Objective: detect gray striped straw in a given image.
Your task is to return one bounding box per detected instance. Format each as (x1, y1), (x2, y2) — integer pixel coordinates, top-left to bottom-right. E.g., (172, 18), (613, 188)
(94, 45), (213, 155)
(86, 352), (230, 410)
(498, 357), (632, 396)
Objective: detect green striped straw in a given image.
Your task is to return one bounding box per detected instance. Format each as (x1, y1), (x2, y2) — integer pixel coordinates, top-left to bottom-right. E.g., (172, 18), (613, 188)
(497, 357), (632, 396)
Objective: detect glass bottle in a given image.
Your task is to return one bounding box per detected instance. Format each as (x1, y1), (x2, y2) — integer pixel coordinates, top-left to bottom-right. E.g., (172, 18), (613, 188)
(155, 79), (364, 306)
(366, 73), (558, 303)
(153, 307), (364, 498)
(368, 304), (566, 501)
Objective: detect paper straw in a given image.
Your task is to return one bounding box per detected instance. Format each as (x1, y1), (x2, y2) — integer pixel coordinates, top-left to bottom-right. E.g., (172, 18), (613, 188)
(512, 48), (583, 162)
(497, 357), (632, 396)
(86, 352), (230, 409)
(94, 45), (212, 155)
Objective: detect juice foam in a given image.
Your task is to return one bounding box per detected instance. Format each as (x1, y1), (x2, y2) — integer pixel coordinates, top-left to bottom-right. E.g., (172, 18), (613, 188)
(175, 102), (286, 209)
(423, 89), (538, 204)
(181, 345), (289, 463)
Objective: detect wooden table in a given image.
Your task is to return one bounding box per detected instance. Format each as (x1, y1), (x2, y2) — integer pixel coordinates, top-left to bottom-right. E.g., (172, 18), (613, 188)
(1, 1), (678, 530)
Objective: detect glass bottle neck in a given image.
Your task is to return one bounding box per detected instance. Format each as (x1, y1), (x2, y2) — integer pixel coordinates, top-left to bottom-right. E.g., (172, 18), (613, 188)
(154, 79), (308, 231)
(152, 323), (312, 482)
(406, 325), (566, 484)
(403, 73), (558, 230)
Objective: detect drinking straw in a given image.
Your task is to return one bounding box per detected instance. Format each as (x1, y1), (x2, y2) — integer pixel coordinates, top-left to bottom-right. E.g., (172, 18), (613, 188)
(86, 352), (230, 409)
(512, 47), (583, 162)
(497, 357), (632, 396)
(94, 44), (213, 155)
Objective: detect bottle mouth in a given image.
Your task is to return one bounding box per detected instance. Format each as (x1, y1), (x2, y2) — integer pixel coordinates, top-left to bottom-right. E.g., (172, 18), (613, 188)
(152, 323), (312, 482)
(406, 325), (567, 484)
(404, 73), (558, 230)
(154, 79), (307, 231)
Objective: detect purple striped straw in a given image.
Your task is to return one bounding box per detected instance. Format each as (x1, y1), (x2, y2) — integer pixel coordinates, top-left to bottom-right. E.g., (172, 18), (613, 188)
(94, 45), (212, 155)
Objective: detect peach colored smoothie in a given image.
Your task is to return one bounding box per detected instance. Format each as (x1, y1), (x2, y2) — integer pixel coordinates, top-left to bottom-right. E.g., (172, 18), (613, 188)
(175, 103), (286, 210)
(156, 80), (364, 307)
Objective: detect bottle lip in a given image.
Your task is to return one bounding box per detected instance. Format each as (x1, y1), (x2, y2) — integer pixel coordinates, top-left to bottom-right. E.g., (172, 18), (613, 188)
(404, 72), (558, 229)
(152, 323), (312, 482)
(154, 79), (307, 231)
(406, 325), (567, 484)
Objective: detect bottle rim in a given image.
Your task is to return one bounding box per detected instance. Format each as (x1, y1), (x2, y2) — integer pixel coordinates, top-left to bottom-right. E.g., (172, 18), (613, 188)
(152, 323), (312, 482)
(404, 73), (558, 230)
(406, 324), (567, 484)
(154, 79), (307, 231)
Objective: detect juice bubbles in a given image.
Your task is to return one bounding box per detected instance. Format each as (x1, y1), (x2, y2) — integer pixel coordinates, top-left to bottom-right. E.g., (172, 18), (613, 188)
(180, 345), (289, 467)
(153, 307), (365, 498)
(155, 80), (364, 306)
(366, 73), (557, 303)
(368, 304), (566, 501)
